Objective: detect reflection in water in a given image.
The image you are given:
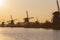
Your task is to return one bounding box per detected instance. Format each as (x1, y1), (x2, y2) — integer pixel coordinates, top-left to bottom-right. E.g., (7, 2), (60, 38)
(53, 30), (60, 40)
(0, 34), (15, 40)
(0, 27), (60, 40)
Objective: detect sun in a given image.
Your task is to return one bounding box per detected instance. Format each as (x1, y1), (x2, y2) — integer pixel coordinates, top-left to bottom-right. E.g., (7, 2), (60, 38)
(0, 0), (4, 6)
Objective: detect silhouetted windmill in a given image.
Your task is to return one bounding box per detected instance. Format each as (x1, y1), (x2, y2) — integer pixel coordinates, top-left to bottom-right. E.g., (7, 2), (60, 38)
(24, 11), (29, 23)
(7, 15), (17, 27)
(24, 11), (34, 23)
(35, 17), (40, 23)
(10, 15), (14, 25)
(35, 17), (40, 27)
(36, 17), (39, 22)
(52, 0), (60, 29)
(24, 11), (34, 27)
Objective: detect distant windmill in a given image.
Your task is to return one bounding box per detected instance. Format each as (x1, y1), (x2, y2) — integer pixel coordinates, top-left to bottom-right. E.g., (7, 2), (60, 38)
(24, 10), (34, 24)
(35, 17), (40, 24)
(10, 15), (15, 25)
(36, 17), (39, 22)
(7, 15), (17, 27)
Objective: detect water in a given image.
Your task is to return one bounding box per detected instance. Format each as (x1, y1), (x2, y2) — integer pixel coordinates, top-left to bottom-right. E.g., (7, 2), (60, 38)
(0, 27), (60, 40)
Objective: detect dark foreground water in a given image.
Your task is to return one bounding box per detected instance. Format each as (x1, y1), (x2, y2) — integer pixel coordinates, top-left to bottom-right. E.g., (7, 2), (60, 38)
(0, 27), (60, 40)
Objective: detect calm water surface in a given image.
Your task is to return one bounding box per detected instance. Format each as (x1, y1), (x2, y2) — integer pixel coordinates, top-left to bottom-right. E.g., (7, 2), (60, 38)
(0, 27), (60, 40)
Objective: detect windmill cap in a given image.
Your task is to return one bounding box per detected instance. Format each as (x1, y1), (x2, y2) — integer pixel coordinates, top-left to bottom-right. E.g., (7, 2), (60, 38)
(53, 11), (60, 15)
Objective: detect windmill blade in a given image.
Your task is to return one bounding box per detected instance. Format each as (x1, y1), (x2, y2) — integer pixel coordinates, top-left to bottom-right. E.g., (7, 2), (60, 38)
(6, 21), (10, 23)
(56, 0), (60, 12)
(13, 19), (18, 21)
(6, 19), (17, 22)
(29, 17), (34, 19)
(36, 17), (38, 21)
(10, 15), (13, 20)
(26, 10), (29, 18)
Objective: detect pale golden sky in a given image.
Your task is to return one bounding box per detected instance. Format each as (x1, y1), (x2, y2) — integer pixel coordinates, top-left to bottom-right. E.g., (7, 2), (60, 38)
(0, 0), (59, 23)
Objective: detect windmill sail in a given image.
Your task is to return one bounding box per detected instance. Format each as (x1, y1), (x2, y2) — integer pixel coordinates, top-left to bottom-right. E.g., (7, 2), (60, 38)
(10, 15), (13, 20)
(56, 0), (60, 12)
(26, 11), (29, 18)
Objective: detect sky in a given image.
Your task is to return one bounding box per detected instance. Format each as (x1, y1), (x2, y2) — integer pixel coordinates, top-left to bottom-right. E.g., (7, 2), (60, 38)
(0, 0), (59, 23)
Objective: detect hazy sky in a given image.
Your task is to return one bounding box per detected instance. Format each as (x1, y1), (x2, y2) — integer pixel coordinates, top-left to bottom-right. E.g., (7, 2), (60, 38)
(0, 0), (59, 23)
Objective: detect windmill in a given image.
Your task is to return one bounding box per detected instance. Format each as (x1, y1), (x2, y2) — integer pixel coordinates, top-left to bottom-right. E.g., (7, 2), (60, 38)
(51, 0), (60, 29)
(35, 17), (40, 24)
(7, 15), (17, 27)
(24, 10), (34, 23)
(36, 17), (39, 22)
(24, 10), (34, 27)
